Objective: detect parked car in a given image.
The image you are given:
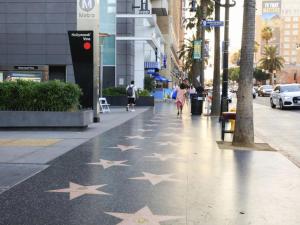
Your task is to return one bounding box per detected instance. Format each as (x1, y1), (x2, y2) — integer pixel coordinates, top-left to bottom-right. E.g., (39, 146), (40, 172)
(258, 85), (273, 97)
(252, 88), (257, 99)
(205, 88), (232, 103)
(270, 84), (300, 109)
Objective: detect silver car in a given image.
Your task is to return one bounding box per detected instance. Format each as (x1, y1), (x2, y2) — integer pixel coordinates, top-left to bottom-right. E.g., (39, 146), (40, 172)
(270, 84), (300, 109)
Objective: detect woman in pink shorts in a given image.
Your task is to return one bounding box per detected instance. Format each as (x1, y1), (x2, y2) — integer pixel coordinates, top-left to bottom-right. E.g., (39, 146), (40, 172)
(176, 83), (187, 116)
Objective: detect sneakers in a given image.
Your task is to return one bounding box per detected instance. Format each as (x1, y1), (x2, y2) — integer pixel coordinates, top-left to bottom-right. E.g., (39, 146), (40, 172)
(131, 109), (135, 112)
(126, 106), (129, 111)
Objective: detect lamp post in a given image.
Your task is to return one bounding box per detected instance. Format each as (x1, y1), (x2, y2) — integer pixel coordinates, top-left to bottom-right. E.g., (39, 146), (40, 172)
(99, 33), (110, 98)
(272, 70), (277, 85)
(214, 0), (236, 114)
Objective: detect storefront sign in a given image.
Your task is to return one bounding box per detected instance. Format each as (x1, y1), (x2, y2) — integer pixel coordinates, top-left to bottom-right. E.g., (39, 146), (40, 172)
(68, 31), (94, 109)
(147, 69), (156, 74)
(77, 0), (97, 19)
(14, 66), (39, 70)
(193, 40), (202, 60)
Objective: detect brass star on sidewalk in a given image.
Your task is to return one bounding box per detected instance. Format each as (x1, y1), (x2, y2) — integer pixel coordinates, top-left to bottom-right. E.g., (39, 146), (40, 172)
(145, 124), (158, 127)
(108, 145), (141, 152)
(105, 206), (183, 225)
(155, 141), (179, 146)
(47, 182), (111, 200)
(87, 159), (129, 169)
(145, 153), (184, 161)
(138, 129), (153, 132)
(165, 127), (180, 130)
(125, 135), (147, 140)
(129, 172), (182, 185)
(160, 133), (177, 137)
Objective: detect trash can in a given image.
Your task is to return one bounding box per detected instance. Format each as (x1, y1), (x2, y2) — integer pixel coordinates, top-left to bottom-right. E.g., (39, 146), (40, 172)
(191, 93), (203, 115)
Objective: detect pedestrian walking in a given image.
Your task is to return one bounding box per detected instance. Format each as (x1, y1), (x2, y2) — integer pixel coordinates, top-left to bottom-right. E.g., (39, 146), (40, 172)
(126, 81), (137, 112)
(176, 83), (187, 116)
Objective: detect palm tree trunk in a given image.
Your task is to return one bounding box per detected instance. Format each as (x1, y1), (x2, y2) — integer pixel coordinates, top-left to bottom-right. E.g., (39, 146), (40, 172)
(233, 0), (256, 146)
(211, 1), (221, 116)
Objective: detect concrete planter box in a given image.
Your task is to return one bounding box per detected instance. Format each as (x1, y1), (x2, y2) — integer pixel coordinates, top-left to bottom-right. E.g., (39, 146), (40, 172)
(0, 110), (93, 128)
(104, 96), (154, 107)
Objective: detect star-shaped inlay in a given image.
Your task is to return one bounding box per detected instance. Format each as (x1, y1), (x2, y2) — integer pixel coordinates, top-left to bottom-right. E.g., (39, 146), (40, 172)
(138, 129), (153, 132)
(145, 153), (184, 161)
(125, 135), (147, 140)
(165, 127), (180, 130)
(155, 141), (179, 146)
(105, 206), (183, 225)
(149, 119), (161, 123)
(129, 172), (182, 185)
(168, 122), (181, 125)
(47, 182), (110, 200)
(109, 145), (141, 152)
(87, 159), (129, 169)
(145, 124), (158, 127)
(160, 133), (177, 137)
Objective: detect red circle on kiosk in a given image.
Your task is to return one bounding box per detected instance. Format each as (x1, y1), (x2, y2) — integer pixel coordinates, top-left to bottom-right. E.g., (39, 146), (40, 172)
(83, 42), (91, 50)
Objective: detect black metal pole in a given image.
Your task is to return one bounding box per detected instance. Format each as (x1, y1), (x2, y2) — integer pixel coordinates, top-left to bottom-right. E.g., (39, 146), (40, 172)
(221, 0), (230, 113)
(200, 0), (207, 87)
(214, 0), (236, 116)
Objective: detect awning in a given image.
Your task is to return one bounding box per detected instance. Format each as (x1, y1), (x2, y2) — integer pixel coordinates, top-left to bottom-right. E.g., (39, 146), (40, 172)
(152, 73), (170, 82)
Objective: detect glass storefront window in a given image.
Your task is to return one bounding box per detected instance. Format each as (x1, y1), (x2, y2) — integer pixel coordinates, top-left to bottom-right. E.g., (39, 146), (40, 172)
(101, 35), (116, 66)
(100, 0), (116, 35)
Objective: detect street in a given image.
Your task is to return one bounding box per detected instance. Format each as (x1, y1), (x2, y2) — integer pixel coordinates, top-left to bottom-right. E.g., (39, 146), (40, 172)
(253, 96), (300, 167)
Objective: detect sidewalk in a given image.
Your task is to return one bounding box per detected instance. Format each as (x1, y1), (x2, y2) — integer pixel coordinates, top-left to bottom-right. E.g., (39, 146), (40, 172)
(0, 103), (299, 225)
(0, 107), (150, 194)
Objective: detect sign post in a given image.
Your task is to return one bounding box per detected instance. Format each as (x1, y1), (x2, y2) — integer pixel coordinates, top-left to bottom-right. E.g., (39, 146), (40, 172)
(193, 40), (202, 60)
(202, 20), (224, 27)
(77, 0), (100, 122)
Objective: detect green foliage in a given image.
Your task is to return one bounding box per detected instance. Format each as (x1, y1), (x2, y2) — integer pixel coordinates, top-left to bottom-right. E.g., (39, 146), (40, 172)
(144, 76), (155, 92)
(253, 68), (270, 81)
(0, 80), (82, 111)
(228, 67), (240, 81)
(259, 45), (284, 73)
(138, 89), (151, 97)
(103, 87), (126, 96)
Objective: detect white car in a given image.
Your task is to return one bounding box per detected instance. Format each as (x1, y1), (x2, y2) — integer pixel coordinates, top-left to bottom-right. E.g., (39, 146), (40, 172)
(270, 84), (300, 109)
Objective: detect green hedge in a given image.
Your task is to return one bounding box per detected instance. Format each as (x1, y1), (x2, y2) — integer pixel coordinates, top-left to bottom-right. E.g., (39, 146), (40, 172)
(103, 87), (126, 96)
(103, 87), (151, 97)
(0, 80), (82, 111)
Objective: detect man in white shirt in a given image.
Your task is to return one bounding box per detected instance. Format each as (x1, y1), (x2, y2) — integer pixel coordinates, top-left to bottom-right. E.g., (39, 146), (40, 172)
(126, 80), (138, 112)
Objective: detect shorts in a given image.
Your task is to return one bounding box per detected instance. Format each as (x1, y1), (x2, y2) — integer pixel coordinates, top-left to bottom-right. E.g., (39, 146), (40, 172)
(128, 97), (136, 105)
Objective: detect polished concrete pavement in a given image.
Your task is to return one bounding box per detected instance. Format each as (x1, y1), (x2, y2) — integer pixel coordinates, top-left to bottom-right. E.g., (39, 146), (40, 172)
(0, 104), (299, 225)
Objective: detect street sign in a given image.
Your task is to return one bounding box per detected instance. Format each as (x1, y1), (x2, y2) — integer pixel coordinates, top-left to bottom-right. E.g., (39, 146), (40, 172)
(193, 40), (202, 59)
(202, 20), (224, 27)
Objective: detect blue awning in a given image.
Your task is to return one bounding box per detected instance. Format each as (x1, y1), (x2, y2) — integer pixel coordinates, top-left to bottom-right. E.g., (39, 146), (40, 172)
(152, 73), (170, 82)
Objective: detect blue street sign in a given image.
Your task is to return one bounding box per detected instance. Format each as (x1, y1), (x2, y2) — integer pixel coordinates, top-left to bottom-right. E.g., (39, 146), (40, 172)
(202, 20), (224, 27)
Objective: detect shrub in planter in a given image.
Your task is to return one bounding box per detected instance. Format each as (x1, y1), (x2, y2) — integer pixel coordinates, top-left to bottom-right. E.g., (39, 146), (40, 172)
(0, 80), (82, 111)
(103, 87), (126, 96)
(137, 89), (151, 97)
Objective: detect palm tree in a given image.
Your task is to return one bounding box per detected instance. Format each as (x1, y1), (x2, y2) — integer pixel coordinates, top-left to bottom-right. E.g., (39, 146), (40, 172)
(211, 0), (221, 116)
(259, 45), (284, 75)
(178, 38), (196, 80)
(261, 26), (273, 45)
(233, 0), (256, 146)
(259, 45), (284, 84)
(185, 0), (215, 86)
